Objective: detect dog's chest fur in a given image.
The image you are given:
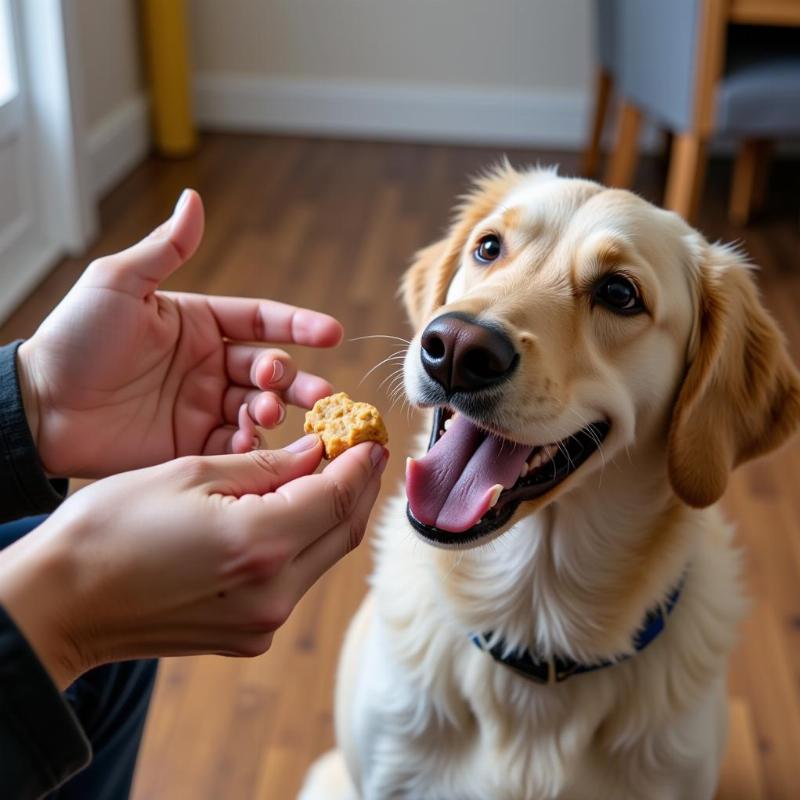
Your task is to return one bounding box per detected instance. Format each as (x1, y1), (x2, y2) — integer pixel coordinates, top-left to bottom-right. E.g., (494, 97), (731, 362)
(354, 495), (744, 800)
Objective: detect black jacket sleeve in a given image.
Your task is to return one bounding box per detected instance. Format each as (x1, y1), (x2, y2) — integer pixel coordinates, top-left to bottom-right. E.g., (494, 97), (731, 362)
(0, 606), (91, 797)
(0, 341), (68, 524)
(1, 340), (90, 796)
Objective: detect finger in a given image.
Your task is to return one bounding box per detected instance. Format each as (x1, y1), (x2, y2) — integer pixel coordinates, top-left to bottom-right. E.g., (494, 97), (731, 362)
(225, 345), (297, 390)
(231, 404), (259, 454)
(223, 387), (285, 429)
(200, 435), (324, 495)
(204, 296), (343, 348)
(82, 189), (204, 296)
(261, 442), (386, 550)
(203, 426), (240, 456)
(223, 363), (332, 413)
(290, 454), (386, 593)
(204, 421), (266, 455)
(282, 371), (334, 410)
(223, 387), (259, 424)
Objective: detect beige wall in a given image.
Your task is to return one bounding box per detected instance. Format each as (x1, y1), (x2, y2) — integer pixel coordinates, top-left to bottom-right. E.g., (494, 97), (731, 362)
(189, 0), (592, 91)
(70, 0), (594, 178)
(75, 0), (142, 128)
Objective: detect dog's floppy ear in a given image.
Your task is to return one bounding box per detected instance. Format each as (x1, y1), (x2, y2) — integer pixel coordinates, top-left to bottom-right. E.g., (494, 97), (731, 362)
(401, 159), (522, 330)
(668, 243), (800, 507)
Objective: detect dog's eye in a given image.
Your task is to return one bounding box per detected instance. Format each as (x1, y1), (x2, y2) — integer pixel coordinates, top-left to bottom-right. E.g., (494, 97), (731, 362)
(593, 275), (644, 315)
(474, 234), (502, 264)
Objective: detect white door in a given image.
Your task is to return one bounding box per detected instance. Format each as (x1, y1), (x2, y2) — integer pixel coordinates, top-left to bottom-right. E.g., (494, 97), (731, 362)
(0, 0), (97, 321)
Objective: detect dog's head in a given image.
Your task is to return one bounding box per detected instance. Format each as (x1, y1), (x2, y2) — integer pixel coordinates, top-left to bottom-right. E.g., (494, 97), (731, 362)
(402, 163), (800, 548)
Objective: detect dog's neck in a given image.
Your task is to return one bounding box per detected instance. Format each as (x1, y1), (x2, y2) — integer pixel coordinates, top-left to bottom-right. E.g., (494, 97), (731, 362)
(430, 442), (695, 663)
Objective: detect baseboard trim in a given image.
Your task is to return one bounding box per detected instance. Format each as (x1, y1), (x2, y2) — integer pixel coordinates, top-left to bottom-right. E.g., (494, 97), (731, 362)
(86, 94), (150, 198)
(0, 219), (60, 324)
(194, 73), (592, 148)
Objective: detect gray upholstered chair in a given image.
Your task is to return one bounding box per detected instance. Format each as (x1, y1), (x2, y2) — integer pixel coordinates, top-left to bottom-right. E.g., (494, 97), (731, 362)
(584, 0), (800, 224)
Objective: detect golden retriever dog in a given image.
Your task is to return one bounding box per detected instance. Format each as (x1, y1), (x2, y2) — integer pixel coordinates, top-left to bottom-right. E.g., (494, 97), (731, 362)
(299, 164), (800, 800)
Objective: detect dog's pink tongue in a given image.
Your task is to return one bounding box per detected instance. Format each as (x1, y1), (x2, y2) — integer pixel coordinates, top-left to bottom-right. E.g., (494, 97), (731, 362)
(406, 415), (531, 533)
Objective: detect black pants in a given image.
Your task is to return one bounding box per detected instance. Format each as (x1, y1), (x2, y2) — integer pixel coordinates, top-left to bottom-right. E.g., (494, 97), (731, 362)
(0, 516), (157, 800)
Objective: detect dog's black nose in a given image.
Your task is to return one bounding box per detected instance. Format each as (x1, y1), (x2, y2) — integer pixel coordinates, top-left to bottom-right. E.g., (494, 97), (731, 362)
(420, 312), (518, 393)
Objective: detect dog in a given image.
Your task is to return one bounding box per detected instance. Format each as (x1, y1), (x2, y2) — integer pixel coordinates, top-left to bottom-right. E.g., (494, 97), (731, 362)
(299, 163), (800, 800)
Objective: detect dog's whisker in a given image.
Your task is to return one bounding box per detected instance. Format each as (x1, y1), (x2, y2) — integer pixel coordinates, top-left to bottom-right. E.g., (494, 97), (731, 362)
(566, 409), (608, 482)
(392, 392), (411, 417)
(359, 349), (409, 386)
(349, 334), (411, 344)
(389, 387), (407, 407)
(388, 385), (407, 414)
(380, 378), (404, 398)
(555, 440), (575, 477)
(378, 367), (406, 392)
(386, 372), (406, 397)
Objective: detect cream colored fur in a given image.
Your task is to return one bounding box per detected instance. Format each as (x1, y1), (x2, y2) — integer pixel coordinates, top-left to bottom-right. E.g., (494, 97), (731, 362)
(300, 167), (800, 800)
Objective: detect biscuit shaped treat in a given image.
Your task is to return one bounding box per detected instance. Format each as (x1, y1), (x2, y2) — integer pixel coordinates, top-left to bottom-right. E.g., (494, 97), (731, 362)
(304, 392), (388, 460)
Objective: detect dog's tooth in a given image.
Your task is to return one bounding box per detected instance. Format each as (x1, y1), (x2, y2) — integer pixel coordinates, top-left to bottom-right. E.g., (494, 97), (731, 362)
(541, 444), (558, 463)
(488, 484), (503, 508)
(443, 417), (452, 431)
(528, 452), (543, 470)
(519, 463), (529, 478)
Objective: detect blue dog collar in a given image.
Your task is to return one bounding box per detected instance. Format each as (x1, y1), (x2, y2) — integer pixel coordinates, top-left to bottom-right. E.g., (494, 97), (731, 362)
(470, 577), (684, 685)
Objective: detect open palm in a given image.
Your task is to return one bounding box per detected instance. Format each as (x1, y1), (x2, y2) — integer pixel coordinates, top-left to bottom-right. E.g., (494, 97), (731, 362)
(17, 191), (341, 478)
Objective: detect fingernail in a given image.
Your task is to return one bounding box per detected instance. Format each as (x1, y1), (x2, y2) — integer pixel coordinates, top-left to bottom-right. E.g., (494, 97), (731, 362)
(378, 450), (389, 475)
(284, 433), (319, 453)
(173, 189), (190, 217)
(370, 443), (384, 468)
(251, 436), (261, 450)
(269, 360), (285, 384)
(275, 403), (286, 425)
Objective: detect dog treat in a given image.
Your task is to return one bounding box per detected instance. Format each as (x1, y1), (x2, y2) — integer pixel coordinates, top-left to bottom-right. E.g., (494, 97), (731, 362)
(304, 392), (388, 459)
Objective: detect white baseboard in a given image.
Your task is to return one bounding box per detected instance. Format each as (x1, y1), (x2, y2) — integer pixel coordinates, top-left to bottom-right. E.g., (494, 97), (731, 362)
(194, 73), (593, 149)
(86, 94), (150, 198)
(0, 218), (60, 324)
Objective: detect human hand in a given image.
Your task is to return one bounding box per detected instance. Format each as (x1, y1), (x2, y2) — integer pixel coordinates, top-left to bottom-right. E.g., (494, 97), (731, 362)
(16, 189), (342, 478)
(0, 436), (388, 689)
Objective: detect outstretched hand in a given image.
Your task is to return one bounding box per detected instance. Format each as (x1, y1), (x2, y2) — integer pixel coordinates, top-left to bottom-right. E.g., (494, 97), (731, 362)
(0, 436), (388, 689)
(16, 190), (342, 478)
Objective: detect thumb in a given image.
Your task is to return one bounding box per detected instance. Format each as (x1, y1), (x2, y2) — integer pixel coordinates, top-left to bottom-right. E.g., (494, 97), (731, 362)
(84, 189), (205, 296)
(200, 434), (324, 496)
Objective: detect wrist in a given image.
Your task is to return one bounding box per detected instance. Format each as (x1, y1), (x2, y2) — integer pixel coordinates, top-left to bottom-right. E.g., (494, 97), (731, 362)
(0, 521), (89, 689)
(15, 340), (42, 456)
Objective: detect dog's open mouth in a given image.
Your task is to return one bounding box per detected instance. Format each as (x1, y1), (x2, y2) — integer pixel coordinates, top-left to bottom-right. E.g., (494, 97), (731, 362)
(406, 408), (609, 545)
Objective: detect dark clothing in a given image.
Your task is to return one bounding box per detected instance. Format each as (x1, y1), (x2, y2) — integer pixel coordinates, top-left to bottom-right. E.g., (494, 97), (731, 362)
(0, 341), (68, 524)
(54, 655), (156, 800)
(0, 597), (91, 797)
(0, 343), (156, 798)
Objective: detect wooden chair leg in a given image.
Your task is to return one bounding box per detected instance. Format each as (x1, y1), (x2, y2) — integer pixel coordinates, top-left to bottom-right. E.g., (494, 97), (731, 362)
(604, 101), (642, 188)
(729, 139), (762, 226)
(729, 139), (772, 225)
(664, 132), (708, 222)
(581, 68), (613, 178)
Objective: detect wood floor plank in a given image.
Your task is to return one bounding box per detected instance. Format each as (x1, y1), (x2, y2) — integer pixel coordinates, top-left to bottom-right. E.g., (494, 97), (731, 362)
(718, 698), (767, 800)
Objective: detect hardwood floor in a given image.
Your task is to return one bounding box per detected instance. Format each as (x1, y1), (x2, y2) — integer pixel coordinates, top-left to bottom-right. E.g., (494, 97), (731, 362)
(2, 134), (798, 799)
